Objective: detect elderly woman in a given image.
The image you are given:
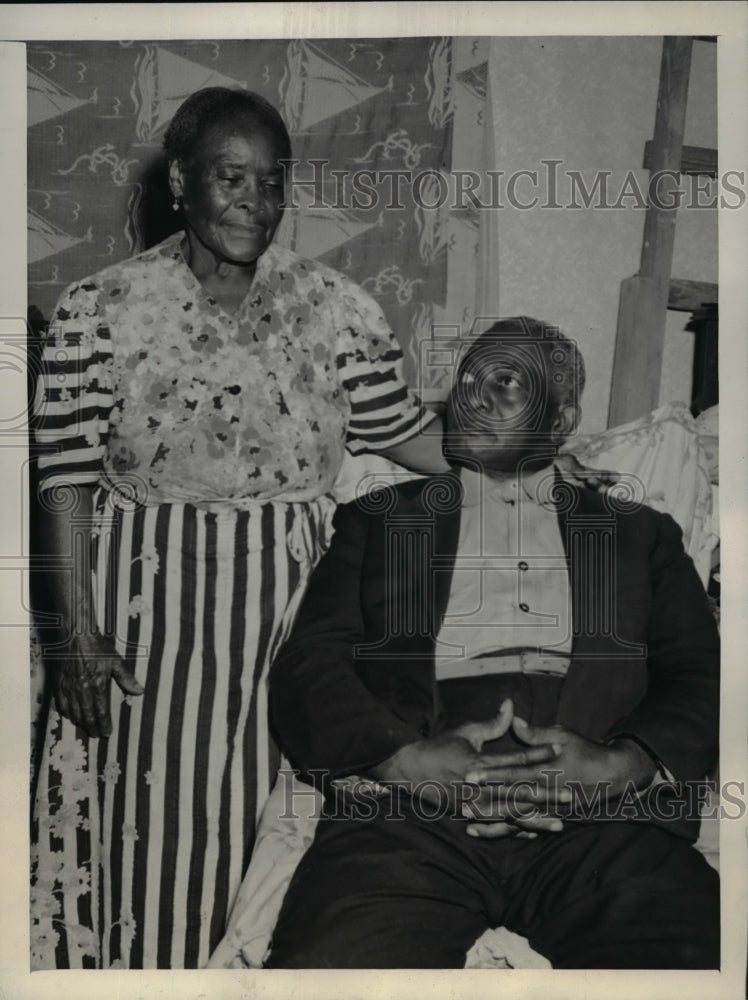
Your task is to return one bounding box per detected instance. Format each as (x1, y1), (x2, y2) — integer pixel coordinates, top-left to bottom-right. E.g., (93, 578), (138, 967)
(30, 87), (445, 970)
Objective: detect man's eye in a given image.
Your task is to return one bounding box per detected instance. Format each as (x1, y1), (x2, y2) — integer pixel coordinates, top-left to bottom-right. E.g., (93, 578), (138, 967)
(219, 174), (242, 184)
(497, 374), (521, 388)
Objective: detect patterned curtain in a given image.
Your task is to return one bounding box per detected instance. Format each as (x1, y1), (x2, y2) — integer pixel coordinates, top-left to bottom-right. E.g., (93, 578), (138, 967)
(28, 37), (493, 389)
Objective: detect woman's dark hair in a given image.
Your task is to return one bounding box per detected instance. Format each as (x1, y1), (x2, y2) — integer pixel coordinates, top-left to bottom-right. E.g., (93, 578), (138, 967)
(163, 87), (292, 164)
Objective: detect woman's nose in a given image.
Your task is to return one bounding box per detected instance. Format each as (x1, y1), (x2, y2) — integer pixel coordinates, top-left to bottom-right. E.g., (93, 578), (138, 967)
(235, 179), (261, 211)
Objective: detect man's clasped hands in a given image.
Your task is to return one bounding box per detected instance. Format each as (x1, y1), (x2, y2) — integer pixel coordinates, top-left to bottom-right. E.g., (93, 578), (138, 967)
(369, 698), (657, 839)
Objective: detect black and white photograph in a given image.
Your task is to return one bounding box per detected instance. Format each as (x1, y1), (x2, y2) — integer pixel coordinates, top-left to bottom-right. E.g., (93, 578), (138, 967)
(1, 3), (746, 998)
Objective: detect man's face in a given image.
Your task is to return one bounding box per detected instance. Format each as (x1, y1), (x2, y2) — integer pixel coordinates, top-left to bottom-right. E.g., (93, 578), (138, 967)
(443, 337), (564, 474)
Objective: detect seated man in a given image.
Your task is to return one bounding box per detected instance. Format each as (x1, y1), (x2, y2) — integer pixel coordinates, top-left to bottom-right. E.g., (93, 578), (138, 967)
(266, 317), (720, 970)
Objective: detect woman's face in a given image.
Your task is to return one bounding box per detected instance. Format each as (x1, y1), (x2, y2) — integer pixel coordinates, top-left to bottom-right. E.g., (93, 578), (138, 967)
(171, 114), (286, 267)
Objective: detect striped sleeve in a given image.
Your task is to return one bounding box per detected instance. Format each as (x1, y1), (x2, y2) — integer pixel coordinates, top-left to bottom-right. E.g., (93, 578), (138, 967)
(34, 280), (114, 493)
(335, 282), (434, 455)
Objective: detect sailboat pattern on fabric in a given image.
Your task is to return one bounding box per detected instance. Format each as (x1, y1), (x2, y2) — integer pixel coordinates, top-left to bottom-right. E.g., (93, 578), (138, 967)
(27, 208), (92, 264)
(28, 66), (97, 127)
(280, 40), (389, 133)
(27, 37), (486, 386)
(132, 46), (249, 144)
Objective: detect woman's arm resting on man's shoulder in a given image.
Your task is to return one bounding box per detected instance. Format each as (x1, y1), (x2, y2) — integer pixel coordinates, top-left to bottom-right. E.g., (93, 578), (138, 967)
(379, 412), (450, 473)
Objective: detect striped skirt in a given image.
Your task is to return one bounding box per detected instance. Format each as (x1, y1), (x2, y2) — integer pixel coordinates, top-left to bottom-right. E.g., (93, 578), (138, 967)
(30, 488), (336, 969)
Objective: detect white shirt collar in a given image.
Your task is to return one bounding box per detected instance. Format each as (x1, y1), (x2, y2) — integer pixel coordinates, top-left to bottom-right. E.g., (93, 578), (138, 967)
(458, 462), (561, 509)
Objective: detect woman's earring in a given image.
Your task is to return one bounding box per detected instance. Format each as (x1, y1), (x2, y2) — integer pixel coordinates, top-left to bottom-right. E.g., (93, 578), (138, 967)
(172, 195), (181, 212)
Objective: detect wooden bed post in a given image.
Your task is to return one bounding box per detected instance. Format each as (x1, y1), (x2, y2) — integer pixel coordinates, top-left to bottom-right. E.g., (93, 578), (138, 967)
(607, 36), (693, 428)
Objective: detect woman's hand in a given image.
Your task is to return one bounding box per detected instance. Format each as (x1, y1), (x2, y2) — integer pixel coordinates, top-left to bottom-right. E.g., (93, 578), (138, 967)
(40, 486), (144, 738)
(556, 451), (619, 492)
(54, 632), (144, 738)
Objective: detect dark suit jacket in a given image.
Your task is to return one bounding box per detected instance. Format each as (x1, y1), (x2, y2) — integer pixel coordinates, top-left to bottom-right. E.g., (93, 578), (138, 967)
(270, 471), (720, 839)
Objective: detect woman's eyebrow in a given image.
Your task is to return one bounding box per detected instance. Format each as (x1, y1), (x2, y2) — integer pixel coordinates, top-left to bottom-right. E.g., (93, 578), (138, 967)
(213, 154), (283, 176)
(213, 158), (285, 177)
(213, 157), (244, 168)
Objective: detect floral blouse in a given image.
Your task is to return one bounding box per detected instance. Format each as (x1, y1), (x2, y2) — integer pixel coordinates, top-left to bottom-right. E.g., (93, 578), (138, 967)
(36, 233), (430, 505)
